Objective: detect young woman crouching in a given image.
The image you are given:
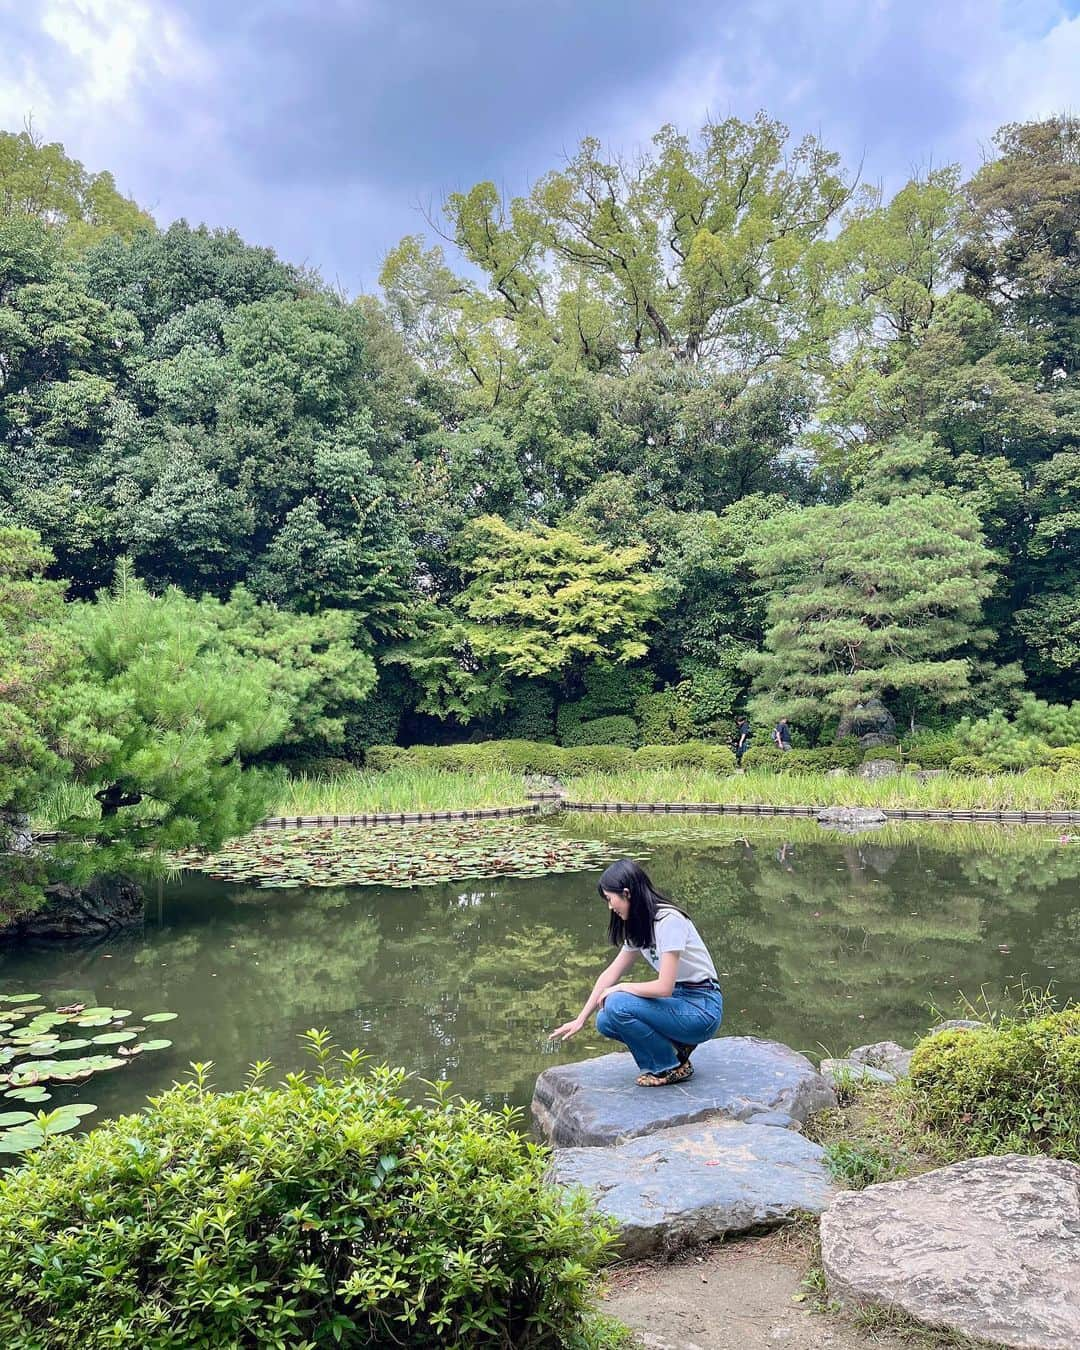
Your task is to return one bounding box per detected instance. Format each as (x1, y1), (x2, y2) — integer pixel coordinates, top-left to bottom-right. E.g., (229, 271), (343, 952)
(551, 858), (723, 1086)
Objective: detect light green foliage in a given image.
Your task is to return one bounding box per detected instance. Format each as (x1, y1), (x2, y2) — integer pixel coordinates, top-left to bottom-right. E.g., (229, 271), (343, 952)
(955, 694), (1080, 771)
(0, 1047), (616, 1348)
(634, 688), (694, 745)
(746, 474), (995, 730)
(422, 113), (852, 382)
(45, 569), (287, 851)
(632, 742), (736, 773)
(454, 516), (659, 679)
(909, 1009), (1080, 1159)
(0, 128), (153, 250)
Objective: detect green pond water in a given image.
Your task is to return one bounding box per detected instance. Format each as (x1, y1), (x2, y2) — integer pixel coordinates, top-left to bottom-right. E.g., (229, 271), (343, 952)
(2, 815), (1078, 1125)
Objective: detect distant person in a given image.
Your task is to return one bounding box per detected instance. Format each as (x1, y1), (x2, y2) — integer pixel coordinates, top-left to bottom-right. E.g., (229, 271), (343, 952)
(773, 717), (792, 751)
(734, 714), (752, 765)
(550, 859), (723, 1087)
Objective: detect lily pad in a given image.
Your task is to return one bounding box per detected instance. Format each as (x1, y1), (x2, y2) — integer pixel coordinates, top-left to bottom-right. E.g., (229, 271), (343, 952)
(90, 1031), (136, 1045)
(142, 1013), (178, 1023)
(137, 1039), (173, 1052)
(0, 1111), (34, 1127)
(4, 1087), (50, 1103)
(0, 994), (41, 1004)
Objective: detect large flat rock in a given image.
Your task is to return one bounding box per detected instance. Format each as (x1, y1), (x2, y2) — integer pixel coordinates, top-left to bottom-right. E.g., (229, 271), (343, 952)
(821, 1154), (1080, 1350)
(551, 1118), (837, 1258)
(532, 1036), (835, 1147)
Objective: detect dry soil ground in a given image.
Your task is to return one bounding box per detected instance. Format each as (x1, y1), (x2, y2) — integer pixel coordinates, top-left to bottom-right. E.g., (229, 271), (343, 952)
(600, 1229), (952, 1350)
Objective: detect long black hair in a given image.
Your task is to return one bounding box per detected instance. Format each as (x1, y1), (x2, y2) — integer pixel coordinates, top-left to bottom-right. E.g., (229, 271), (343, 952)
(598, 858), (685, 949)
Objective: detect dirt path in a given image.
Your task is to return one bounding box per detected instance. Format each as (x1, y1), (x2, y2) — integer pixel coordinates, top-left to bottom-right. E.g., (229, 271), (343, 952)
(600, 1230), (917, 1350)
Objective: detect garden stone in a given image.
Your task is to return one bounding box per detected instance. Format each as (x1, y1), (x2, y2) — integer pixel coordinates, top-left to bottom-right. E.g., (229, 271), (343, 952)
(532, 1037), (835, 1147)
(915, 769), (948, 782)
(836, 699), (896, 746)
(816, 806), (887, 829)
(849, 1040), (913, 1076)
(819, 1057), (897, 1089)
(744, 1110), (799, 1130)
(821, 1154), (1080, 1349)
(551, 1118), (837, 1258)
(1, 874), (144, 942)
(927, 1019), (986, 1036)
(857, 758), (900, 780)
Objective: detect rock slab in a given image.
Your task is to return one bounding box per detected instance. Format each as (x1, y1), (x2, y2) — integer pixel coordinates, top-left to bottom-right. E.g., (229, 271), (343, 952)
(821, 1154), (1080, 1350)
(815, 806), (887, 828)
(820, 1057), (897, 1089)
(552, 1118), (837, 1258)
(849, 1040), (913, 1077)
(532, 1036), (835, 1147)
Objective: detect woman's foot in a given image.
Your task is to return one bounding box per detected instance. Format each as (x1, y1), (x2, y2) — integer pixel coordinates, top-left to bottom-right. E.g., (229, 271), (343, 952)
(674, 1041), (696, 1065)
(635, 1062), (694, 1087)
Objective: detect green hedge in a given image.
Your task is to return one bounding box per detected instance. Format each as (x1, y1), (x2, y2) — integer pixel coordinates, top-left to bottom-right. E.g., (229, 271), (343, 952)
(0, 1053), (615, 1349)
(632, 742), (736, 773)
(562, 715), (639, 748)
(902, 732), (962, 769)
(634, 689), (693, 745)
(909, 1010), (1080, 1160)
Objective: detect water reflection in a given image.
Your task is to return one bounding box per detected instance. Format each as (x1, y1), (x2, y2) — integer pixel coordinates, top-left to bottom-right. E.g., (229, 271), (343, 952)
(1, 819), (1077, 1121)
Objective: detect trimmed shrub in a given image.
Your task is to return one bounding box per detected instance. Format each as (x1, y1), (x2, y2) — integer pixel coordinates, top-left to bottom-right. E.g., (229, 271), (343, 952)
(364, 744), (411, 772)
(741, 746), (785, 772)
(634, 689), (693, 745)
(560, 745), (635, 774)
(0, 1053), (616, 1349)
(1048, 746), (1080, 773)
(909, 1010), (1080, 1160)
(861, 746), (902, 765)
(499, 683), (556, 742)
(577, 664), (653, 719)
(563, 716), (639, 748)
(632, 742), (736, 773)
(903, 732), (962, 769)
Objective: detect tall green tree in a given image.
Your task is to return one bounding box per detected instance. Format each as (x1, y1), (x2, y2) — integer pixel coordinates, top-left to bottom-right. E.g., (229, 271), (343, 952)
(746, 441), (997, 732)
(0, 127), (153, 250)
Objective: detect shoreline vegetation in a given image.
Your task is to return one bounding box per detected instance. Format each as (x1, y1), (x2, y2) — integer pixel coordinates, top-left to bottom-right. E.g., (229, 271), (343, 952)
(33, 759), (1080, 835)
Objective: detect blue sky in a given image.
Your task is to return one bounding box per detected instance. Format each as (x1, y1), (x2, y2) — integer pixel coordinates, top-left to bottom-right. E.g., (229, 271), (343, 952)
(2, 1), (1078, 294)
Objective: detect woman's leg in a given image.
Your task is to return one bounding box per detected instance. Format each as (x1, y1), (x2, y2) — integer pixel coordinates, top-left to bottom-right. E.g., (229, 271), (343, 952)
(595, 990), (722, 1075)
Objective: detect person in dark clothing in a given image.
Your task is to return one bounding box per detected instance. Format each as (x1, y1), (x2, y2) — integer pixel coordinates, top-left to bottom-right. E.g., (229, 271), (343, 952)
(773, 717), (792, 751)
(734, 715), (752, 765)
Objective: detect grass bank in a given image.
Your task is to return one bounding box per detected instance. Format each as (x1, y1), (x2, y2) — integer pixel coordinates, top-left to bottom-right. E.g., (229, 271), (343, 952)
(33, 763), (1079, 833)
(561, 766), (1080, 812)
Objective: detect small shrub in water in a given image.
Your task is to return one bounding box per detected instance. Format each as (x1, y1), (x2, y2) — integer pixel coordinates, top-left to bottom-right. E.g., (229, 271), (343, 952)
(0, 1042), (617, 1349)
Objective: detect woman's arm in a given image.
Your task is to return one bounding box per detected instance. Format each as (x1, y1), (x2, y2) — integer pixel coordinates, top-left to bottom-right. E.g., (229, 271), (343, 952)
(551, 947), (639, 1040)
(599, 949), (681, 1002)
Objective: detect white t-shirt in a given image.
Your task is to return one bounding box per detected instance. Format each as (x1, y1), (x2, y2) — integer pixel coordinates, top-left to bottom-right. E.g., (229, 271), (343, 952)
(624, 905), (718, 984)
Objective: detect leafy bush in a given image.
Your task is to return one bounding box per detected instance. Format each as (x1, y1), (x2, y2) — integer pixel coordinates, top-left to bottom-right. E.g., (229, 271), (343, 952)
(947, 754), (984, 776)
(498, 682), (556, 742)
(364, 744), (411, 772)
(955, 695), (1080, 771)
(633, 689), (693, 745)
(576, 664), (653, 720)
(563, 716), (639, 748)
(632, 742), (735, 773)
(903, 731), (962, 769)
(741, 746), (785, 772)
(1047, 746), (1080, 773)
(0, 1046), (616, 1349)
(861, 746), (902, 765)
(676, 655), (745, 735)
(909, 1009), (1080, 1160)
(560, 745), (635, 774)
(556, 700), (588, 745)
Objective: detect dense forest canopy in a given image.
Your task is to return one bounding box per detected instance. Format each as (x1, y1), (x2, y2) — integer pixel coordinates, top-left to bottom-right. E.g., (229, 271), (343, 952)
(0, 114), (1077, 774)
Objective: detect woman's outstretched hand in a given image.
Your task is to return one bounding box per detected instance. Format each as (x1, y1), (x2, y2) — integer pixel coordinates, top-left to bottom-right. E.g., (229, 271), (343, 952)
(550, 1015), (586, 1041)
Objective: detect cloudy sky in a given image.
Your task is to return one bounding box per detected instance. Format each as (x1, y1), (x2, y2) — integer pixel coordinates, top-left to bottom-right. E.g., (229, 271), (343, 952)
(2, 0), (1078, 293)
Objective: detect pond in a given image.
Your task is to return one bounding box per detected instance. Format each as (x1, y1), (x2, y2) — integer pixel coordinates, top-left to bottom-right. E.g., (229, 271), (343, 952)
(2, 815), (1078, 1125)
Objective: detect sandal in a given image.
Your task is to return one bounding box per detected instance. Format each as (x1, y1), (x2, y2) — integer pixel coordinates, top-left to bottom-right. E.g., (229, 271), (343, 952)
(635, 1062), (695, 1087)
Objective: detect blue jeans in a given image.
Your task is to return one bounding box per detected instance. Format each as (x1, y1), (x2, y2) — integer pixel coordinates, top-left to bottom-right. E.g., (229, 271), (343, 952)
(595, 984), (724, 1075)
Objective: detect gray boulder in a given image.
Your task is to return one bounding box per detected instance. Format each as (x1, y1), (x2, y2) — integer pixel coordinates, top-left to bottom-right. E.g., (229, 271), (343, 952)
(927, 1019), (986, 1036)
(821, 1154), (1080, 1349)
(836, 699), (896, 746)
(815, 806), (887, 829)
(857, 757), (901, 780)
(551, 1118), (837, 1258)
(820, 1057), (897, 1089)
(849, 1040), (913, 1077)
(532, 1037), (835, 1147)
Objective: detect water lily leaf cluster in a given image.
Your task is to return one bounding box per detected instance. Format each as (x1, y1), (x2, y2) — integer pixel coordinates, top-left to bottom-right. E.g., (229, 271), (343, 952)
(0, 995), (177, 1155)
(172, 820), (623, 889)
